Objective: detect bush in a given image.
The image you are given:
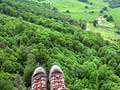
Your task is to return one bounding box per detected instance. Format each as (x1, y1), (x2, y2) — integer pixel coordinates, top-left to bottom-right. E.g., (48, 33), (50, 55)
(65, 10), (70, 13)
(1, 60), (23, 73)
(79, 20), (87, 30)
(0, 78), (16, 90)
(85, 6), (89, 9)
(106, 16), (114, 22)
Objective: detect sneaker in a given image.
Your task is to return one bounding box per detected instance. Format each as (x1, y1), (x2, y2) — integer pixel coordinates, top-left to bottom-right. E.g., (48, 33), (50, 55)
(49, 65), (67, 90)
(31, 67), (48, 90)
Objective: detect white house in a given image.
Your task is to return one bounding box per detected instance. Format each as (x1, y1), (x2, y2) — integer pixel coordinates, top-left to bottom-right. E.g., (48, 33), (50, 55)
(97, 16), (106, 23)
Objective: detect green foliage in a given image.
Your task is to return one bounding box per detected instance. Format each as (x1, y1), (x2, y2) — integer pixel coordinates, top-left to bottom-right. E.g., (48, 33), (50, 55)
(116, 64), (120, 77)
(0, 72), (16, 90)
(79, 20), (87, 30)
(93, 20), (98, 27)
(0, 78), (16, 90)
(106, 16), (114, 22)
(65, 10), (70, 13)
(0, 0), (120, 90)
(1, 60), (23, 73)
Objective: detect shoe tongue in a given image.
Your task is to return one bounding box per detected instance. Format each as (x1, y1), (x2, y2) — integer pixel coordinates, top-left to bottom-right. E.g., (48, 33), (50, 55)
(52, 72), (63, 77)
(34, 73), (47, 79)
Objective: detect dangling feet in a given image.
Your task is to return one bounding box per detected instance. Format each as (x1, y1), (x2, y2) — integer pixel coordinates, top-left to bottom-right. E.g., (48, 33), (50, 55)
(49, 65), (67, 90)
(31, 65), (67, 90)
(31, 67), (48, 90)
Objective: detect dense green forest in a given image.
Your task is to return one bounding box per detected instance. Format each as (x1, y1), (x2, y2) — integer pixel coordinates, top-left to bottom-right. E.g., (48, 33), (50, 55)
(0, 0), (120, 90)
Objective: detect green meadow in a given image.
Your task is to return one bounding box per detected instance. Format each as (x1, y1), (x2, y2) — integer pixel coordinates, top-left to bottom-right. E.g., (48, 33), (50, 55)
(87, 22), (120, 43)
(40, 0), (120, 23)
(53, 0), (104, 20)
(44, 0), (120, 42)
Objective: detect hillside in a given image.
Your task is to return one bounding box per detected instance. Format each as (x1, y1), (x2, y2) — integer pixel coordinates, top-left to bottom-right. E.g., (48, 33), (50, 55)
(0, 0), (120, 90)
(42, 0), (120, 22)
(41, 0), (120, 43)
(38, 0), (108, 21)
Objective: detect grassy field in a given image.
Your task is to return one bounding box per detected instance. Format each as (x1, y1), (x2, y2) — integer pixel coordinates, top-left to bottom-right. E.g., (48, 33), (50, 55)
(48, 0), (120, 42)
(104, 8), (120, 23)
(44, 0), (108, 21)
(87, 22), (120, 43)
(39, 0), (120, 23)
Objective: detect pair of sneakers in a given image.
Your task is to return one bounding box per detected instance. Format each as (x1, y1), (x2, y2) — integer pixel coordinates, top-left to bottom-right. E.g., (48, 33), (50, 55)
(31, 65), (67, 90)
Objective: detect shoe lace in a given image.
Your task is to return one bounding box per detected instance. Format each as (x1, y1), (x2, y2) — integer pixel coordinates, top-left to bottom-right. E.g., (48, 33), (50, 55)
(50, 74), (67, 90)
(32, 75), (47, 90)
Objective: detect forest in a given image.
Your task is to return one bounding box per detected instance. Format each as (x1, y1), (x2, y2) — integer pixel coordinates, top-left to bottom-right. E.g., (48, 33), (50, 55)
(0, 0), (120, 90)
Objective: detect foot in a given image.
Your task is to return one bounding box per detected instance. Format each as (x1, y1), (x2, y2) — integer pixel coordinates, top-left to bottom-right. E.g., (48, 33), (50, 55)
(49, 65), (67, 90)
(31, 67), (48, 90)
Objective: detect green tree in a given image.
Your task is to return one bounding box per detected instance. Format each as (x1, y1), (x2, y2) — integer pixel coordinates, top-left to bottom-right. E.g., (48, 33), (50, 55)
(0, 78), (16, 90)
(79, 20), (87, 30)
(1, 60), (23, 73)
(106, 16), (114, 22)
(93, 20), (98, 27)
(116, 64), (120, 77)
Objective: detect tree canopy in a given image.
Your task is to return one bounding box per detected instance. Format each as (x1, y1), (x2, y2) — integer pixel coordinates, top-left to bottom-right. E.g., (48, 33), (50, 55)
(0, 0), (120, 90)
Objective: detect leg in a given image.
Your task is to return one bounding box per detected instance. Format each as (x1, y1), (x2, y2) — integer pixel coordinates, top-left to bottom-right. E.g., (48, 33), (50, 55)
(49, 65), (67, 90)
(31, 67), (48, 90)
